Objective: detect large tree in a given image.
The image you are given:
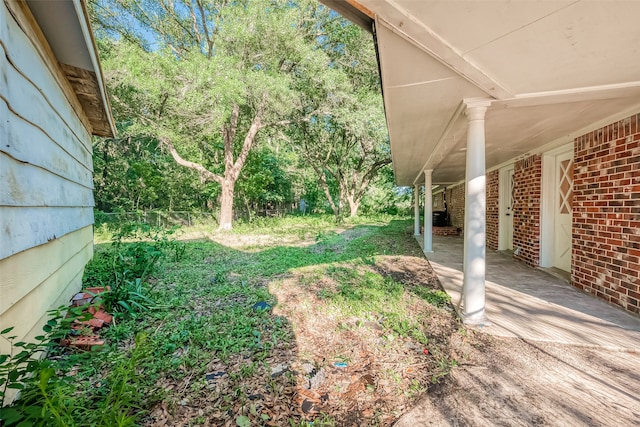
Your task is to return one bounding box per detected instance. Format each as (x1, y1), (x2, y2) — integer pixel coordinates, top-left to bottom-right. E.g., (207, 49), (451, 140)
(288, 9), (391, 219)
(292, 97), (391, 219)
(91, 0), (330, 229)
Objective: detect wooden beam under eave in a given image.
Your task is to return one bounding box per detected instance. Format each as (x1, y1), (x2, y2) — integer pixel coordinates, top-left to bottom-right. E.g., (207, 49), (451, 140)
(344, 0), (374, 19)
(318, 0), (373, 32)
(59, 62), (113, 137)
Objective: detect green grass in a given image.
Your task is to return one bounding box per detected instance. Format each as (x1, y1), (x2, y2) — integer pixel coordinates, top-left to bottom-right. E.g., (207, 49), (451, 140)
(2, 214), (460, 426)
(319, 267), (431, 345)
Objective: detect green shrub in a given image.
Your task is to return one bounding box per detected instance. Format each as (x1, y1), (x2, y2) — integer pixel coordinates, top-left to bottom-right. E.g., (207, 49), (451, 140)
(0, 306), (92, 425)
(83, 223), (182, 315)
(0, 320), (153, 426)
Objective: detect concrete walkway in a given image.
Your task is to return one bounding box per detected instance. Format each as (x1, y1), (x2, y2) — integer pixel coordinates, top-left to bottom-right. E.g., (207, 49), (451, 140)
(393, 235), (640, 427)
(421, 235), (640, 351)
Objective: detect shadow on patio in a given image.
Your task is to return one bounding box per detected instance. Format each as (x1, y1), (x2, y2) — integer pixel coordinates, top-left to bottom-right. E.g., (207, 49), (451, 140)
(420, 235), (640, 351)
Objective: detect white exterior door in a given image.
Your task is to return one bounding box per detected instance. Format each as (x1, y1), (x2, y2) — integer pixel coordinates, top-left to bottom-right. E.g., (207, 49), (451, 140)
(553, 151), (573, 271)
(499, 165), (515, 250)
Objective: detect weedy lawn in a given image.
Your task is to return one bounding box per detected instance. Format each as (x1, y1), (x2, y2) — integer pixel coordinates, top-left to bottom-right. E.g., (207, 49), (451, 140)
(2, 215), (471, 427)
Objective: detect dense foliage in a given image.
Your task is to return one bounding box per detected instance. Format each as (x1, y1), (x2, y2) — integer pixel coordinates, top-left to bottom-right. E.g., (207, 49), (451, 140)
(90, 0), (402, 226)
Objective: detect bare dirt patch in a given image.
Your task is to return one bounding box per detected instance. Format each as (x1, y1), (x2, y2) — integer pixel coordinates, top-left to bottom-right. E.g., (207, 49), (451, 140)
(210, 233), (313, 250)
(194, 225), (378, 253)
(395, 333), (640, 427)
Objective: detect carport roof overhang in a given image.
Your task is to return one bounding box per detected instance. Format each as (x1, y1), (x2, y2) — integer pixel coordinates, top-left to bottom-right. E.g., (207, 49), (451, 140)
(319, 0), (640, 186)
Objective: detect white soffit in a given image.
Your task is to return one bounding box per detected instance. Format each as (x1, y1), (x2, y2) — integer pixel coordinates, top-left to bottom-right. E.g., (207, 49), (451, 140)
(27, 0), (94, 71)
(350, 0), (640, 185)
(376, 20), (487, 185)
(433, 96), (640, 184)
(421, 1), (640, 94)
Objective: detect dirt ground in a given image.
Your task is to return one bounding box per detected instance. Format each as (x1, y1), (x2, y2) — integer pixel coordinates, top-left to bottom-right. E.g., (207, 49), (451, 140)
(282, 250), (640, 427)
(395, 334), (640, 426)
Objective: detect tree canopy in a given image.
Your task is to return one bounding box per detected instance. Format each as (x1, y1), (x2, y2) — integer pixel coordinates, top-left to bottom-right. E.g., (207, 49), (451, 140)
(91, 0), (393, 225)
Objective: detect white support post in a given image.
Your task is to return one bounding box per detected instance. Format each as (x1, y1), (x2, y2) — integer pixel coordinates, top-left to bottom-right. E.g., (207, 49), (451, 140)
(414, 184), (420, 236)
(423, 169), (433, 253)
(462, 99), (491, 324)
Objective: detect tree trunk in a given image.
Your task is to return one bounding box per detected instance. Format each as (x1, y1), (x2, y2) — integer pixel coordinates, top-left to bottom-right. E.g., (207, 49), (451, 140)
(160, 101), (263, 231)
(244, 197), (252, 223)
(342, 178), (360, 218)
(218, 179), (234, 230)
(348, 197), (360, 217)
(314, 167), (340, 219)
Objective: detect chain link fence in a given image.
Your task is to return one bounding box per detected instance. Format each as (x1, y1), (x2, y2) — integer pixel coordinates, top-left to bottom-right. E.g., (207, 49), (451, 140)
(95, 208), (297, 228)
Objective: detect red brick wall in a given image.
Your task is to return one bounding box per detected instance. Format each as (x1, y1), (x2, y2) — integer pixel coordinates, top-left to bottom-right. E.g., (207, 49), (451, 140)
(486, 170), (500, 250)
(573, 113), (640, 314)
(445, 172), (498, 245)
(513, 155), (542, 267)
(446, 184), (465, 229)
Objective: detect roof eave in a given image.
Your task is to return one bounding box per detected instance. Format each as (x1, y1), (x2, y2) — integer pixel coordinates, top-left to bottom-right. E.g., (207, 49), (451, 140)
(73, 0), (116, 138)
(26, 0), (116, 138)
(318, 0), (374, 33)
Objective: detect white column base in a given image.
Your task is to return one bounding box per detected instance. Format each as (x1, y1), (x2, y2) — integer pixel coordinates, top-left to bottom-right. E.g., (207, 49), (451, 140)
(463, 312), (490, 325)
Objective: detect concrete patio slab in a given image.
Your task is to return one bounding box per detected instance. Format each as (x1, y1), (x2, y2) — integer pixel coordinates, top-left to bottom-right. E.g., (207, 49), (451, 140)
(421, 235), (640, 351)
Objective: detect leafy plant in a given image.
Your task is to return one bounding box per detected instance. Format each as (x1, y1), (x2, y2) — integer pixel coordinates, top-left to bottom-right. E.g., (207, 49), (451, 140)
(381, 312), (429, 346)
(429, 350), (460, 384)
(90, 333), (152, 426)
(84, 223), (175, 285)
(411, 288), (452, 308)
(83, 223), (179, 315)
(110, 223), (173, 281)
(101, 277), (159, 316)
(1, 312), (159, 427)
(0, 306), (91, 425)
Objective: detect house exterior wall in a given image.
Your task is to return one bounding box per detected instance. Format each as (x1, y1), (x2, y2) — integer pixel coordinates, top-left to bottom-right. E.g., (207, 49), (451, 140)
(426, 115), (640, 315)
(0, 2), (94, 353)
(433, 191), (445, 211)
(573, 113), (640, 314)
(446, 183), (465, 229)
(513, 155), (542, 267)
(486, 170), (500, 250)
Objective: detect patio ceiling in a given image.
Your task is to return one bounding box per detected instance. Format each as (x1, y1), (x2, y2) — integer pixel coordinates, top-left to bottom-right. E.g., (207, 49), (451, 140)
(320, 1), (640, 186)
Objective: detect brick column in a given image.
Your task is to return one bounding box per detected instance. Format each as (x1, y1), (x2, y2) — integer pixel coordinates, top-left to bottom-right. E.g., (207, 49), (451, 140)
(486, 170), (500, 250)
(513, 155), (542, 267)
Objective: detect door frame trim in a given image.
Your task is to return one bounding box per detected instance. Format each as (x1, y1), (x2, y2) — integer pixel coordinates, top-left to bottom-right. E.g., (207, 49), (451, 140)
(498, 163), (515, 251)
(540, 142), (573, 268)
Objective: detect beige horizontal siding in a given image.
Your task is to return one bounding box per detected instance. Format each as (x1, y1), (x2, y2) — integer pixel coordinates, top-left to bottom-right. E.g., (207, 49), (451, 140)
(0, 154), (94, 207)
(0, 55), (92, 169)
(0, 3), (91, 151)
(0, 225), (93, 355)
(0, 1), (97, 363)
(1, 1), (95, 260)
(1, 96), (93, 183)
(0, 225), (93, 316)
